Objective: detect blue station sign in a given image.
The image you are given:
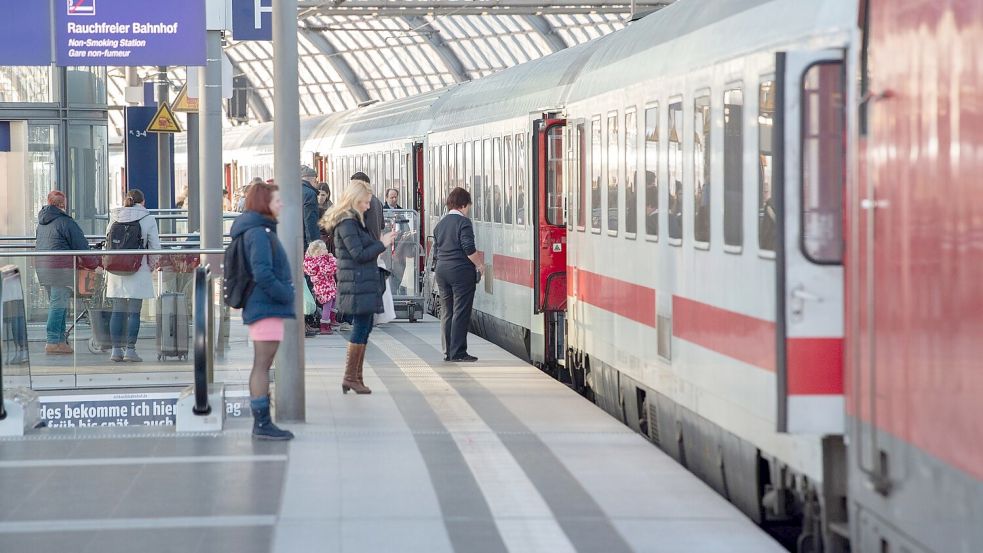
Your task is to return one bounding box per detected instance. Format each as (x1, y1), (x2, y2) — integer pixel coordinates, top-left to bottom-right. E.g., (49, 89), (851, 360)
(0, 0), (53, 65)
(56, 0), (207, 66)
(232, 0), (273, 41)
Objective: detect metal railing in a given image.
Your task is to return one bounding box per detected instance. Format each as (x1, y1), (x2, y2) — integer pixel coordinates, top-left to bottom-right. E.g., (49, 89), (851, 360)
(0, 265), (26, 420)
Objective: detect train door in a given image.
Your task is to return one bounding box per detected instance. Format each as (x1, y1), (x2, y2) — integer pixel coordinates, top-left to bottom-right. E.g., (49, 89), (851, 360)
(775, 51), (846, 434)
(532, 114), (567, 369)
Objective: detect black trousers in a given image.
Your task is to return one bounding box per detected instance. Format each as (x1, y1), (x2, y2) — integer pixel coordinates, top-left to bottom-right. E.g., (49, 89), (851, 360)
(436, 265), (476, 359)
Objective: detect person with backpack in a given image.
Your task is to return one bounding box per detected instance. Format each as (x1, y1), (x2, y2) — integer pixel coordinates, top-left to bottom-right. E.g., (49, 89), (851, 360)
(227, 181), (295, 440)
(320, 178), (395, 395)
(104, 190), (160, 363)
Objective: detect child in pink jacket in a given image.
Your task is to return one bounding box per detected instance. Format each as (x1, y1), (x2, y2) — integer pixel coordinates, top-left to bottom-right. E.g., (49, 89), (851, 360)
(304, 240), (338, 334)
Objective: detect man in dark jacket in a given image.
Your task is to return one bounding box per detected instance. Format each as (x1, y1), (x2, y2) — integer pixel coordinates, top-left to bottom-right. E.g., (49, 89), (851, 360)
(300, 164), (320, 250)
(35, 190), (90, 354)
(353, 172), (385, 240)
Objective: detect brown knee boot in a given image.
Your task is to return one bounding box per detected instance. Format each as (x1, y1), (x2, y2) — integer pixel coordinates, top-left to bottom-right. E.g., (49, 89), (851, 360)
(354, 343), (372, 394)
(342, 343), (371, 394)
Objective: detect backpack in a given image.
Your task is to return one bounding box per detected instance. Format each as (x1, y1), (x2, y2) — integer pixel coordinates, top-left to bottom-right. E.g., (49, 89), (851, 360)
(103, 218), (146, 275)
(223, 234), (255, 309)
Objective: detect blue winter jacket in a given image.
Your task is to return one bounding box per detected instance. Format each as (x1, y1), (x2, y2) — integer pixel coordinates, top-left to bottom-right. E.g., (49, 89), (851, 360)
(230, 210), (296, 325)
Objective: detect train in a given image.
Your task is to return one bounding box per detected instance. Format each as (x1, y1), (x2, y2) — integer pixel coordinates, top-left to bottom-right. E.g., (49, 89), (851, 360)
(163, 0), (983, 551)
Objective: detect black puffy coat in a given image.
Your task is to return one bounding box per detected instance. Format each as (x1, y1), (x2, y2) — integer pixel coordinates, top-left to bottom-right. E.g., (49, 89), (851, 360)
(34, 205), (95, 287)
(333, 213), (386, 316)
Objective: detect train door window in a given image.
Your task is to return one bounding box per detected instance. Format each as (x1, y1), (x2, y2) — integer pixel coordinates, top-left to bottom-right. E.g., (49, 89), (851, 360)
(801, 62), (845, 263)
(546, 125), (564, 226)
(758, 79), (776, 252)
(724, 87), (744, 250)
(492, 137), (502, 223)
(464, 140), (473, 193)
(625, 108), (638, 238)
(606, 112), (619, 235)
(668, 101), (684, 244)
(564, 126), (574, 232)
(590, 116), (602, 233)
(576, 123), (587, 231)
(644, 105), (659, 239)
(515, 133), (526, 226)
(504, 135), (514, 225)
(693, 93), (711, 247)
(483, 138), (493, 222)
(473, 140), (483, 221)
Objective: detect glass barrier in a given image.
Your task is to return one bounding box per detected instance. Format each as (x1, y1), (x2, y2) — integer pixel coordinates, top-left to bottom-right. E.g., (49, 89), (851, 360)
(380, 209), (423, 299)
(0, 249), (242, 391)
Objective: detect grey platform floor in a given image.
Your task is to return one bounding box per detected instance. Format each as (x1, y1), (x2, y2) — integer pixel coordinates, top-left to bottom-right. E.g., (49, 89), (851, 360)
(0, 321), (786, 553)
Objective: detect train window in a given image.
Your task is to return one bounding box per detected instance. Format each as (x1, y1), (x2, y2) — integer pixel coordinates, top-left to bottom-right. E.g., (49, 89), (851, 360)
(492, 138), (502, 223)
(515, 133), (526, 226)
(430, 147), (439, 217)
(546, 125), (564, 227)
(590, 116), (602, 232)
(625, 109), (638, 237)
(483, 139), (493, 222)
(644, 105), (659, 238)
(693, 94), (711, 247)
(724, 87), (744, 249)
(576, 123), (586, 231)
(801, 62), (844, 264)
(607, 112), (619, 234)
(458, 142), (466, 196)
(464, 141), (472, 194)
(439, 145), (447, 214)
(505, 135), (514, 225)
(448, 143), (457, 209)
(758, 80), (776, 252)
(377, 153), (384, 193)
(668, 101), (683, 243)
(473, 140), (483, 221)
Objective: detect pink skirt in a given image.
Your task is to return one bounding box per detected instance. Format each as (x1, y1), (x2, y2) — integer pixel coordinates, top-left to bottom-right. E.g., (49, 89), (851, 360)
(248, 317), (285, 342)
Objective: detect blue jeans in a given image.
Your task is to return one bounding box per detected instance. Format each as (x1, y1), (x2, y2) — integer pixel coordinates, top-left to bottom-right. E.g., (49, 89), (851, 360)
(347, 313), (374, 345)
(110, 298), (143, 348)
(45, 286), (72, 344)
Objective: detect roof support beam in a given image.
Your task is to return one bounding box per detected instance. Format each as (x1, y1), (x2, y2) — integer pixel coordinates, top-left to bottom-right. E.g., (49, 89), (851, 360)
(226, 57), (274, 122)
(525, 15), (569, 53)
(402, 16), (471, 83)
(298, 27), (373, 104)
(298, 1), (673, 16)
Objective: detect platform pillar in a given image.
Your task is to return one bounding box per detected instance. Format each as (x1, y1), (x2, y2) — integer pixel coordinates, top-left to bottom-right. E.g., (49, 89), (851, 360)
(199, 31), (223, 269)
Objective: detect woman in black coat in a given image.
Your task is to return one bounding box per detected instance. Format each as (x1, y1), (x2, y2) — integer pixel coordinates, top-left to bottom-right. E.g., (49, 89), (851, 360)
(320, 179), (395, 394)
(433, 187), (484, 362)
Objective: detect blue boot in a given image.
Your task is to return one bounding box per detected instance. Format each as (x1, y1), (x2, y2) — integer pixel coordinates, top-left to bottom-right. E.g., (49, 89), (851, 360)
(250, 396), (294, 441)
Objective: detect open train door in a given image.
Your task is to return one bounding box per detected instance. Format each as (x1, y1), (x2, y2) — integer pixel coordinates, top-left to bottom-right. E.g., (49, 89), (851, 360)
(775, 50), (847, 434)
(531, 114), (567, 369)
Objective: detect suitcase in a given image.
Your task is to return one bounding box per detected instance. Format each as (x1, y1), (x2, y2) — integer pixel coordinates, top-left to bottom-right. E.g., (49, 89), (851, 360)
(156, 292), (189, 361)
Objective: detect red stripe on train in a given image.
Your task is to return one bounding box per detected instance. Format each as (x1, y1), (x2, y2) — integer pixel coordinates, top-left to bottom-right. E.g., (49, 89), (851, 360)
(567, 267), (656, 327)
(672, 295), (777, 372)
(786, 338), (844, 395)
(492, 254), (534, 288)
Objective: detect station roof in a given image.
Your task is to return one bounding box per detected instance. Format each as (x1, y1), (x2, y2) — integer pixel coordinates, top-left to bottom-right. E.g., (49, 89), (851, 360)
(107, 1), (674, 135)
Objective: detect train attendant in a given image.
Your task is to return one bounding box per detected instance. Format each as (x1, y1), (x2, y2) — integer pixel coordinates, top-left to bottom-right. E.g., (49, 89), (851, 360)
(229, 181), (295, 440)
(321, 179), (396, 394)
(433, 187), (483, 362)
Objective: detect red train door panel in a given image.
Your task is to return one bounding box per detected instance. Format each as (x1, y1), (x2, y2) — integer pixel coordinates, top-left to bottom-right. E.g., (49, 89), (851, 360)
(533, 116), (567, 313)
(775, 50), (846, 434)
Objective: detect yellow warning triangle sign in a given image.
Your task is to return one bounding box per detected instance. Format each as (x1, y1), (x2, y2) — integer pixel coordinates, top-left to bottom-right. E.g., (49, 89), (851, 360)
(171, 85), (199, 113)
(146, 101), (183, 134)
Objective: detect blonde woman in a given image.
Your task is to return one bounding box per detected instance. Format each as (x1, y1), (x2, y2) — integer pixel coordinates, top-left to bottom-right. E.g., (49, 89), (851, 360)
(320, 178), (395, 394)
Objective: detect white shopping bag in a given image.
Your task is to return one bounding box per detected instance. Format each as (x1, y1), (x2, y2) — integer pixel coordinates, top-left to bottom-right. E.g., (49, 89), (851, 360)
(375, 256), (396, 324)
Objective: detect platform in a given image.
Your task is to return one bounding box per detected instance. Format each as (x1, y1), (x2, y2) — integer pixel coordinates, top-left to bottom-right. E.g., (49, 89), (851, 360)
(0, 321), (785, 553)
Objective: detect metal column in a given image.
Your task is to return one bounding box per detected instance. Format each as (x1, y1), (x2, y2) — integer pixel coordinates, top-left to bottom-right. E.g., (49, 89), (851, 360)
(273, 0), (306, 421)
(199, 33), (223, 269)
(156, 66), (172, 224)
(187, 111), (201, 233)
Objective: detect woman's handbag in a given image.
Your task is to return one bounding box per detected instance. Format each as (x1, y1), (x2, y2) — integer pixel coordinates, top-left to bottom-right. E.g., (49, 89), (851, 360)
(303, 282), (316, 316)
(375, 278), (397, 325)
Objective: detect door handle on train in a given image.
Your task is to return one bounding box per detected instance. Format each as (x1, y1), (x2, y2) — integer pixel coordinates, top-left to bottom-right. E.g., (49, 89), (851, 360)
(789, 286), (822, 321)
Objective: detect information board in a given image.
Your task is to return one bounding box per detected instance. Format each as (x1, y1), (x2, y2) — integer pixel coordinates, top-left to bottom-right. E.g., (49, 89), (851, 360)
(0, 0), (52, 65)
(56, 0), (206, 66)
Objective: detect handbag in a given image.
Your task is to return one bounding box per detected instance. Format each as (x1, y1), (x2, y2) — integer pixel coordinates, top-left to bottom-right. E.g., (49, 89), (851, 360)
(375, 278), (397, 325)
(303, 282), (316, 316)
(77, 268), (99, 297)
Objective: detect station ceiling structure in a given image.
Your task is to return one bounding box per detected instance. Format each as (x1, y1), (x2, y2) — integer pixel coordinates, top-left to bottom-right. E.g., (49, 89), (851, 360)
(106, 1), (674, 134)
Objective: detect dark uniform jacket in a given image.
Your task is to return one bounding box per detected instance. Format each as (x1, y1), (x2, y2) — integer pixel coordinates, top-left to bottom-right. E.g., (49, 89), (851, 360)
(302, 181), (320, 249)
(34, 205), (93, 287)
(230, 210), (296, 325)
(332, 212), (386, 316)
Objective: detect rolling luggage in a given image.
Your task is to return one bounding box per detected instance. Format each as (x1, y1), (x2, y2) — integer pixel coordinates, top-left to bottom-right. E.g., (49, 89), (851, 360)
(156, 292), (189, 361)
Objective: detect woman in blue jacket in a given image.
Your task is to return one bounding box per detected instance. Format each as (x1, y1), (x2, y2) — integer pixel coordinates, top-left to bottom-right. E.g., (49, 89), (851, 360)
(320, 179), (394, 394)
(229, 181), (295, 440)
